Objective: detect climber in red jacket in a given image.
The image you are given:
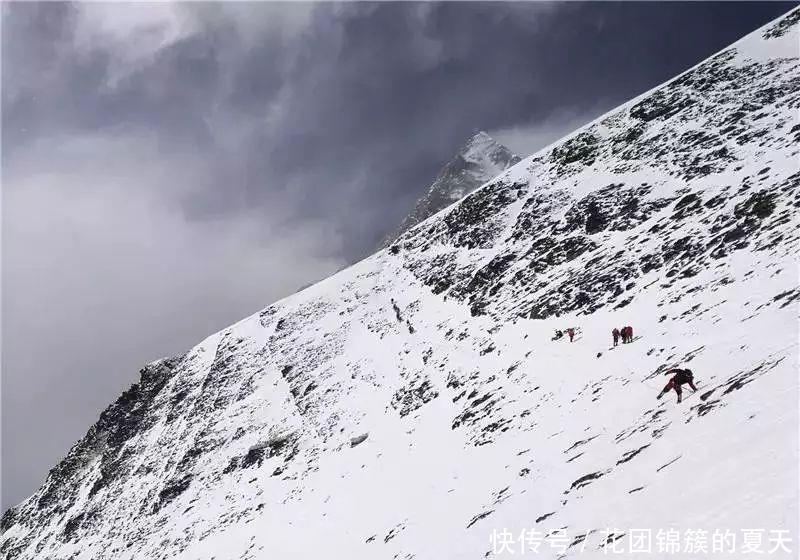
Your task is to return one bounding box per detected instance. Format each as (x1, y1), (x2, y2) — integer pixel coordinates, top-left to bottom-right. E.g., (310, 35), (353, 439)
(657, 368), (698, 403)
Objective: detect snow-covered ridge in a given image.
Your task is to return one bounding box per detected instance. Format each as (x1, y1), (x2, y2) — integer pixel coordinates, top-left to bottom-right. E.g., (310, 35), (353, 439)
(2, 8), (798, 560)
(380, 131), (520, 247)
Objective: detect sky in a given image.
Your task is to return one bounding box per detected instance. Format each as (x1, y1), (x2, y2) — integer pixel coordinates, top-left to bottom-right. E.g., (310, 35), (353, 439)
(2, 1), (795, 512)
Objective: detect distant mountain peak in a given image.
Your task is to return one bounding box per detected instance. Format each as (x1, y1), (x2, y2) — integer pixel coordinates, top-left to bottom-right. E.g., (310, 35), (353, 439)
(381, 131), (520, 247)
(462, 129), (495, 150)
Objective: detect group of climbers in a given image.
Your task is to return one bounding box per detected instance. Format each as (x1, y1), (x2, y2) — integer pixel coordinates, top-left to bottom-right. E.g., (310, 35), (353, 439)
(557, 326), (637, 345)
(391, 299), (696, 406)
(612, 325), (634, 345)
(560, 324), (697, 405)
(553, 328), (577, 342)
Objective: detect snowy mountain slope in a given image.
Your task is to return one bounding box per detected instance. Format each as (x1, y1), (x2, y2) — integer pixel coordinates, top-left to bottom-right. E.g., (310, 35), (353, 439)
(380, 131), (520, 247)
(2, 8), (799, 560)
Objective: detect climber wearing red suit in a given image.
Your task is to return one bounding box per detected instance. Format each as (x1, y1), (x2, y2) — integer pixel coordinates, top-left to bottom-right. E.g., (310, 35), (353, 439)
(657, 368), (697, 403)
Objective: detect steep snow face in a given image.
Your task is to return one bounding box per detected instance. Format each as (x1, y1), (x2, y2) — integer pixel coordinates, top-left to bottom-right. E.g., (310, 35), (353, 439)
(381, 131), (520, 247)
(2, 10), (799, 560)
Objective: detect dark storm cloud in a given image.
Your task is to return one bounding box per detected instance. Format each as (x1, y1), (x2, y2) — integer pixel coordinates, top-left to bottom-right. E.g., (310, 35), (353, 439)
(177, 0), (800, 254)
(5, 2), (795, 251)
(3, 2), (795, 511)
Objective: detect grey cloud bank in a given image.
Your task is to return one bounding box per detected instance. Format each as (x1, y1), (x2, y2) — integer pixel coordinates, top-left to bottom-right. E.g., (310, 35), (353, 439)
(2, 1), (794, 510)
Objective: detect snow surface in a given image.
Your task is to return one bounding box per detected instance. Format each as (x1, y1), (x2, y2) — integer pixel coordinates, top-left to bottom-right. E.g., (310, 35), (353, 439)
(1, 8), (799, 560)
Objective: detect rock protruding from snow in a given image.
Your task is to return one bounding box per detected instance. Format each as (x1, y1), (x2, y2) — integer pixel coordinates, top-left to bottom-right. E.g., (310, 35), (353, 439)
(381, 131), (520, 247)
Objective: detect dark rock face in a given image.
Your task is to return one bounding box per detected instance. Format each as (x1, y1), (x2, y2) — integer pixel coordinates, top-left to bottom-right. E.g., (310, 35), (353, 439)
(551, 131), (599, 168)
(154, 476), (192, 513)
(381, 132), (520, 247)
(391, 376), (439, 417)
(561, 183), (673, 235)
(763, 7), (800, 38)
(42, 358), (180, 511)
(0, 357), (181, 557)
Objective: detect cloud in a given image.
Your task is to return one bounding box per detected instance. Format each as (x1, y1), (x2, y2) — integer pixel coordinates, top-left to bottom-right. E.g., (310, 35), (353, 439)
(488, 105), (613, 158)
(72, 3), (197, 86)
(4, 132), (343, 335)
(206, 3), (316, 47)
